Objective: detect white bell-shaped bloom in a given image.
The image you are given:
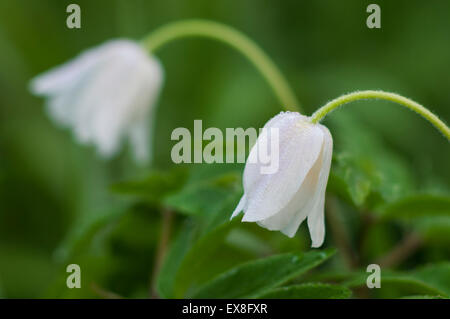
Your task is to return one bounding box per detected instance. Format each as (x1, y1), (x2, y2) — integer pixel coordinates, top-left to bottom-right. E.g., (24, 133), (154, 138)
(30, 39), (163, 163)
(231, 112), (333, 247)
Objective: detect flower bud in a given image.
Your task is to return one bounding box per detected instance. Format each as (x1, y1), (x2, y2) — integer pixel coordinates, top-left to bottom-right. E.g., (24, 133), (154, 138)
(232, 112), (333, 247)
(31, 40), (163, 163)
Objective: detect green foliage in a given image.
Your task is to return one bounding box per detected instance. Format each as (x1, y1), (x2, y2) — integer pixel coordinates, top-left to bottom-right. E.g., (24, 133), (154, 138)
(381, 194), (450, 220)
(192, 250), (335, 298)
(259, 283), (352, 299)
(0, 244), (56, 298)
(172, 219), (241, 298)
(164, 171), (242, 231)
(111, 167), (189, 205)
(415, 216), (450, 244)
(345, 263), (450, 298)
(327, 111), (415, 209)
(0, 0), (449, 300)
(411, 262), (450, 297)
(45, 205), (161, 298)
(401, 295), (444, 299)
(157, 222), (196, 299)
(380, 194), (450, 244)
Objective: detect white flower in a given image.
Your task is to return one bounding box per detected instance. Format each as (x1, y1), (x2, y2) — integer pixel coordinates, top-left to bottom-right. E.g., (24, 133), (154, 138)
(30, 39), (163, 163)
(231, 111), (333, 247)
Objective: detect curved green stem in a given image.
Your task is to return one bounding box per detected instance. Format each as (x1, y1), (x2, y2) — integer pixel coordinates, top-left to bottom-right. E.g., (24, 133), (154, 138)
(310, 90), (450, 141)
(140, 19), (301, 112)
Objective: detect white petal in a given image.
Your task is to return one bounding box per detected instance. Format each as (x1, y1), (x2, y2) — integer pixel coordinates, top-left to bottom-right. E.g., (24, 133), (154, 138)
(256, 191), (310, 237)
(30, 39), (164, 163)
(231, 195), (247, 219)
(126, 56), (163, 163)
(45, 91), (77, 126)
(242, 112), (304, 191)
(30, 43), (106, 95)
(257, 137), (324, 236)
(31, 45), (109, 126)
(71, 42), (162, 158)
(70, 56), (130, 151)
(128, 116), (150, 164)
(307, 125), (333, 247)
(87, 44), (162, 159)
(241, 113), (324, 222)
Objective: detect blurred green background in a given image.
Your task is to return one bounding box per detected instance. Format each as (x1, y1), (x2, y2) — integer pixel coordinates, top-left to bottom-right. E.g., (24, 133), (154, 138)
(0, 0), (449, 298)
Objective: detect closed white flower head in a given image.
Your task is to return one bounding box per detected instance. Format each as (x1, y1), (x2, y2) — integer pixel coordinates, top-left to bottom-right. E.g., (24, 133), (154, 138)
(30, 39), (163, 163)
(231, 111), (333, 247)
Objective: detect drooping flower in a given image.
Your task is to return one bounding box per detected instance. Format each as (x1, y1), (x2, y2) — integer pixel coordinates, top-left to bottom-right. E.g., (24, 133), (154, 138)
(30, 39), (163, 163)
(231, 111), (333, 247)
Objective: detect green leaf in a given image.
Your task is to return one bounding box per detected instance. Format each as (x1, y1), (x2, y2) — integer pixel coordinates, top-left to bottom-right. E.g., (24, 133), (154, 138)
(401, 295), (445, 299)
(258, 283), (352, 299)
(381, 194), (450, 220)
(173, 218), (246, 298)
(345, 262), (450, 298)
(46, 206), (161, 298)
(192, 249), (335, 299)
(53, 206), (126, 262)
(329, 153), (373, 206)
(156, 222), (196, 299)
(414, 216), (450, 244)
(157, 172), (244, 298)
(346, 274), (443, 298)
(110, 167), (189, 204)
(164, 172), (241, 220)
(380, 194), (450, 244)
(55, 168), (190, 265)
(411, 262), (450, 297)
(327, 111), (414, 208)
(379, 277), (446, 296)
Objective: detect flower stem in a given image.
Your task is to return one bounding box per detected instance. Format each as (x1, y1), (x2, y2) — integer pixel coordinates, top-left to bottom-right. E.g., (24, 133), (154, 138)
(310, 90), (450, 141)
(90, 283), (123, 299)
(150, 208), (173, 298)
(377, 233), (422, 268)
(141, 19), (301, 112)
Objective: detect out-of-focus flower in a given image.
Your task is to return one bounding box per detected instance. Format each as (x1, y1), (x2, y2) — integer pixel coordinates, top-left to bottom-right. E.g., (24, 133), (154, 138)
(30, 39), (163, 163)
(231, 112), (333, 247)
